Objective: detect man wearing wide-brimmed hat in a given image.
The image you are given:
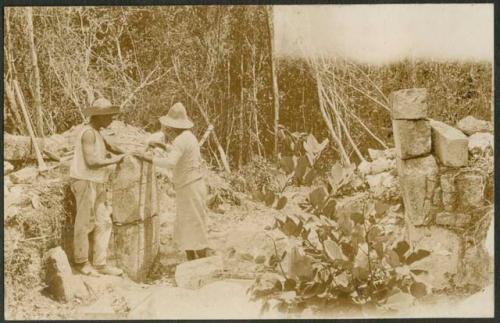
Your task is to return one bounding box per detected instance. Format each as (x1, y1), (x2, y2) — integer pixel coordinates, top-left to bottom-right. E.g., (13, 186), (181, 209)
(135, 102), (210, 261)
(70, 98), (126, 276)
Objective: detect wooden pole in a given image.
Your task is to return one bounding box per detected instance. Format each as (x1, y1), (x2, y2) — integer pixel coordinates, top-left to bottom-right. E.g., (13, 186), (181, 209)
(13, 80), (48, 171)
(25, 7), (45, 137)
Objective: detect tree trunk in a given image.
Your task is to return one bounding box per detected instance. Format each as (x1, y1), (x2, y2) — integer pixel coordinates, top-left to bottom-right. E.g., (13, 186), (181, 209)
(238, 54), (244, 169)
(266, 6), (280, 160)
(5, 10), (26, 135)
(5, 81), (25, 135)
(25, 7), (45, 137)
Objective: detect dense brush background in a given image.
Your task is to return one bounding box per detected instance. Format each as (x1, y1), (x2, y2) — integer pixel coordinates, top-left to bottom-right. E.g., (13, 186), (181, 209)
(4, 6), (492, 169)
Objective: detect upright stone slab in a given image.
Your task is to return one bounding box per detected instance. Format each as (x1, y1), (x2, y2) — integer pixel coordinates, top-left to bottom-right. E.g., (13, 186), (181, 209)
(390, 88), (428, 120)
(397, 155), (438, 225)
(111, 155), (160, 282)
(111, 156), (158, 224)
(113, 215), (160, 281)
(429, 119), (468, 167)
(393, 119), (431, 159)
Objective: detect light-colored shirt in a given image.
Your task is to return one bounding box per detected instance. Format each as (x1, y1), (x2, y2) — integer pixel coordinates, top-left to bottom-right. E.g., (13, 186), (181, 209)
(152, 130), (203, 189)
(70, 125), (108, 183)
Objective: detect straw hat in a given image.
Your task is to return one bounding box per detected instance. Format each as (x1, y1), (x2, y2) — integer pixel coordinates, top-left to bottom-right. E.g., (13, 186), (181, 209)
(159, 102), (193, 129)
(83, 98), (120, 117)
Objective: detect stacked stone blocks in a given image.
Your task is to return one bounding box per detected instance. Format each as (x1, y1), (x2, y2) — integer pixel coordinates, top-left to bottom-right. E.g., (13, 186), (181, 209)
(390, 88), (485, 228)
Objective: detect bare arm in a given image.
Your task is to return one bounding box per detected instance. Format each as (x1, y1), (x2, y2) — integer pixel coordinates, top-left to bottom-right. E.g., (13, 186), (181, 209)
(82, 130), (124, 168)
(103, 137), (127, 155)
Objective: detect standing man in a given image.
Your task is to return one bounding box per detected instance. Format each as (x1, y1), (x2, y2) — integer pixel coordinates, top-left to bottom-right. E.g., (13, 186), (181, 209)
(70, 98), (125, 276)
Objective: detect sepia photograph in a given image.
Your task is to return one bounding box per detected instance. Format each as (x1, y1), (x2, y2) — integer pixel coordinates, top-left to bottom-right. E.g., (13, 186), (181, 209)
(3, 3), (494, 320)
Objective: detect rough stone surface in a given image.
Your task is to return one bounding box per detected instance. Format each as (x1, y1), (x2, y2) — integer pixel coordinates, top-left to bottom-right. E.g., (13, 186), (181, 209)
(435, 212), (471, 227)
(113, 215), (160, 282)
(9, 166), (39, 184)
(410, 226), (461, 290)
(390, 88), (428, 120)
(392, 119), (431, 159)
(4, 133), (46, 161)
(430, 119), (468, 167)
(4, 161), (14, 175)
(175, 256), (224, 289)
(44, 247), (89, 302)
(456, 116), (493, 136)
(455, 171), (485, 209)
(439, 172), (457, 212)
(397, 155), (438, 225)
(468, 132), (493, 155)
(111, 155), (158, 224)
(366, 171), (397, 198)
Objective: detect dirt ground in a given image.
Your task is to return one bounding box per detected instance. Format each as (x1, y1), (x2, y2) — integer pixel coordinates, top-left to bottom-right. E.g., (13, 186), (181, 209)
(5, 186), (494, 320)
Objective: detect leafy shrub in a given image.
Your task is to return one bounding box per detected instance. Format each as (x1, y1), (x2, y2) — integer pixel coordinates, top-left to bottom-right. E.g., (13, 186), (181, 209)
(248, 131), (431, 315)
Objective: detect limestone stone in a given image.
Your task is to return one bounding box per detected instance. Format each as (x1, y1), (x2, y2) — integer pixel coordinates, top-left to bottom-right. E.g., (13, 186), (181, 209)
(390, 88), (428, 120)
(113, 215), (160, 282)
(111, 155), (158, 224)
(430, 119), (468, 167)
(175, 256), (224, 289)
(9, 166), (39, 184)
(4, 161), (14, 175)
(455, 171), (485, 209)
(468, 132), (493, 155)
(435, 212), (471, 228)
(44, 247), (89, 302)
(4, 133), (45, 161)
(410, 226), (461, 290)
(439, 173), (457, 212)
(456, 116), (493, 136)
(392, 119), (431, 159)
(396, 155), (438, 225)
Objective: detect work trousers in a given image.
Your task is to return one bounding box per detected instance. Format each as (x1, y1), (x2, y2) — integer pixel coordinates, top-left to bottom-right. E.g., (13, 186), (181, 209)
(71, 179), (112, 266)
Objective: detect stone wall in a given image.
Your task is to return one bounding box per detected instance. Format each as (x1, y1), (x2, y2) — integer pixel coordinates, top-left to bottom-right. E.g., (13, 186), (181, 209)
(391, 88), (493, 289)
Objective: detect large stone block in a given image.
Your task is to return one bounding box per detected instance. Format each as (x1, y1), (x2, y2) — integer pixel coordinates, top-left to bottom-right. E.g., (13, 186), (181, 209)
(468, 132), (493, 155)
(410, 226), (461, 290)
(435, 211), (471, 228)
(397, 155), (438, 225)
(44, 247), (89, 302)
(456, 115), (493, 136)
(430, 120), (468, 167)
(390, 88), (428, 120)
(175, 256), (224, 289)
(111, 155), (158, 224)
(113, 215), (160, 282)
(455, 171), (485, 209)
(392, 119), (431, 159)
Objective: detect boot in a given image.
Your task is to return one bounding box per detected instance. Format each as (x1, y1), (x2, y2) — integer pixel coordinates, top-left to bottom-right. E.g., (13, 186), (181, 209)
(76, 262), (99, 276)
(95, 264), (123, 276)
